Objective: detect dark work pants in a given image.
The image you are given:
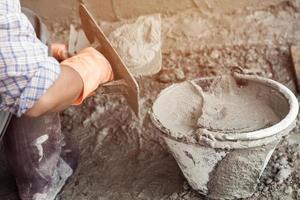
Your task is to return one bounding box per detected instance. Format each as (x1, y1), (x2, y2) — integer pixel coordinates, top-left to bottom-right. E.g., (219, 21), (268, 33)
(2, 9), (77, 200)
(4, 114), (64, 200)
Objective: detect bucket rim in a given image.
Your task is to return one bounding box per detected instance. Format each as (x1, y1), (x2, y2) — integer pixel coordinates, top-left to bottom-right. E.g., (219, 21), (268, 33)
(220, 73), (299, 141)
(150, 74), (299, 146)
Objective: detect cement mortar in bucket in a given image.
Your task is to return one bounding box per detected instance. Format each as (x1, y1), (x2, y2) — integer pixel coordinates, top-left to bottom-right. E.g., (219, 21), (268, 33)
(150, 73), (299, 199)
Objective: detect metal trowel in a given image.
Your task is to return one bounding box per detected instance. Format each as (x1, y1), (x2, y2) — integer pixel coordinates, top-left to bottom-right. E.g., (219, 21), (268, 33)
(79, 4), (140, 117)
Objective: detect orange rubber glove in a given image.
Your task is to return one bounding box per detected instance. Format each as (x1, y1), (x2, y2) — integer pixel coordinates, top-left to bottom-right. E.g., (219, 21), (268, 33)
(51, 43), (69, 61)
(61, 47), (114, 105)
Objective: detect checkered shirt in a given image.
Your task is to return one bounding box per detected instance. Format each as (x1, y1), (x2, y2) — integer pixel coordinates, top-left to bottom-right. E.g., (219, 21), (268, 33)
(0, 0), (60, 116)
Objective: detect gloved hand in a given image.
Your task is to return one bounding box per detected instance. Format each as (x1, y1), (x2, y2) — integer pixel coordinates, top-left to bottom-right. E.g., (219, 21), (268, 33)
(51, 43), (69, 61)
(61, 47), (114, 105)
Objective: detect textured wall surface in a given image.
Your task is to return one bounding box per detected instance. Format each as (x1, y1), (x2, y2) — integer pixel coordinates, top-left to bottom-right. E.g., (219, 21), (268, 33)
(21, 0), (289, 22)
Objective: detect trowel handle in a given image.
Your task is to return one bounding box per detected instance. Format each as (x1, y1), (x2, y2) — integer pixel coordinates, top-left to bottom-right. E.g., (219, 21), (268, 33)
(67, 41), (101, 57)
(97, 79), (128, 95)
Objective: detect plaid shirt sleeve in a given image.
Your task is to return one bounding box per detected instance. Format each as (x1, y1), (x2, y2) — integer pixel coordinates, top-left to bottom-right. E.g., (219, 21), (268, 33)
(0, 0), (61, 116)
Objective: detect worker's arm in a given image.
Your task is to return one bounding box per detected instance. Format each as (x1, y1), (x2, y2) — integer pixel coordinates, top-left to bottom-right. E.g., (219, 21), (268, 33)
(25, 43), (82, 116)
(26, 47), (114, 117)
(25, 65), (83, 117)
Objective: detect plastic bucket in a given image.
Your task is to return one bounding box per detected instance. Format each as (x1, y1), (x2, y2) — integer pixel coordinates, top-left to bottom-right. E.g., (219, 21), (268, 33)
(150, 74), (299, 199)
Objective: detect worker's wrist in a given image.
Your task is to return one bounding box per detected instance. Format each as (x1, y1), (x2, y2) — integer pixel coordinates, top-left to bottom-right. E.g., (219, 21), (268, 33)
(61, 50), (101, 105)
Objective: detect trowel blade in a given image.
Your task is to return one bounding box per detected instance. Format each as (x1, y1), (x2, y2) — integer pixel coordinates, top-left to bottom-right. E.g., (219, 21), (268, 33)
(79, 3), (140, 117)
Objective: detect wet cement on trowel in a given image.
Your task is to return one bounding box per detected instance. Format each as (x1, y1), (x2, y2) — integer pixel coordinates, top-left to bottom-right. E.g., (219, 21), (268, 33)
(107, 15), (162, 76)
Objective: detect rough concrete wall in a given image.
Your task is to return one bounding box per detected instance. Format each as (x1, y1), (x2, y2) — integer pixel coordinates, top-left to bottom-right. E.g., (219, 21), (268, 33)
(21, 0), (290, 23)
(95, 0), (196, 20)
(193, 0), (291, 13)
(21, 0), (78, 23)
